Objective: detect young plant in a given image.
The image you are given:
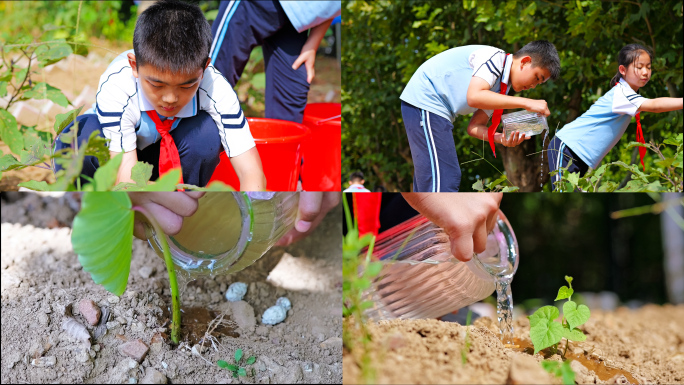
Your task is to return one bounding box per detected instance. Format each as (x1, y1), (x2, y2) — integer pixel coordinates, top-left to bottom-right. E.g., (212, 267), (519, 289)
(541, 360), (575, 385)
(71, 192), (182, 344)
(460, 309), (473, 365)
(528, 276), (590, 357)
(217, 349), (256, 378)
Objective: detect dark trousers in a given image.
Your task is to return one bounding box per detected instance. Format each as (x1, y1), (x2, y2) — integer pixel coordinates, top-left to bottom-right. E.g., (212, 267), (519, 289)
(402, 101), (462, 192)
(54, 112), (222, 187)
(209, 0), (310, 123)
(547, 136), (589, 192)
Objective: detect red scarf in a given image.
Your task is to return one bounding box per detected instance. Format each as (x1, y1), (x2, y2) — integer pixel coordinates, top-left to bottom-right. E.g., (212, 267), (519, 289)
(615, 82), (646, 171)
(487, 54), (511, 157)
(146, 111), (184, 184)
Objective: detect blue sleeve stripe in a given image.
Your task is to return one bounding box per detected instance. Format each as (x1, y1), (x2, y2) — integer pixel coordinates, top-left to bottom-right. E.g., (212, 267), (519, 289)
(627, 94), (643, 101)
(221, 112), (241, 119)
(484, 61), (499, 77)
(96, 103), (124, 117)
(100, 121), (120, 128)
(487, 59), (502, 78)
(223, 115), (246, 129)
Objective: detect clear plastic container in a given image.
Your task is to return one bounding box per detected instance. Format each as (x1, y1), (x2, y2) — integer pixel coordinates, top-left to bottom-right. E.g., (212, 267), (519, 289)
(145, 192), (299, 278)
(362, 212), (518, 320)
(502, 110), (548, 139)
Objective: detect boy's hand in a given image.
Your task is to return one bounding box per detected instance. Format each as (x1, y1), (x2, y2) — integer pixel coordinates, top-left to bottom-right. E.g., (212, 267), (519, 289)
(130, 192), (205, 240)
(275, 191), (341, 246)
(524, 99), (550, 117)
(401, 193), (503, 262)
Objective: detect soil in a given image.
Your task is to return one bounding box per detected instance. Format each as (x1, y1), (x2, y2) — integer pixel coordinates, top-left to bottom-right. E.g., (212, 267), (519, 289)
(343, 305), (684, 384)
(1, 192), (343, 384)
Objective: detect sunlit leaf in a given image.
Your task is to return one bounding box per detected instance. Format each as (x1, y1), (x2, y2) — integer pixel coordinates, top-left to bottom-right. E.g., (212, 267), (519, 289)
(0, 109), (24, 155)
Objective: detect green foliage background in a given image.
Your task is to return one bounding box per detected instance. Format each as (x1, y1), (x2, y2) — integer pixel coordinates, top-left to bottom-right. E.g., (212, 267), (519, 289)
(342, 0), (683, 191)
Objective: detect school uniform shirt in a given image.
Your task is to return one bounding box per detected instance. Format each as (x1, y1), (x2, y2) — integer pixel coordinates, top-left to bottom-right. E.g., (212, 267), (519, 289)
(400, 45), (513, 123)
(278, 1), (341, 33)
(92, 49), (255, 157)
(555, 78), (647, 169)
(343, 183), (371, 193)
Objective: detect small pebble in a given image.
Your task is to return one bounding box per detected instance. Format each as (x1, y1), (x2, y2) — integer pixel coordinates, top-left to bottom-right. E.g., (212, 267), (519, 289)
(107, 296), (120, 304)
(262, 305), (287, 325)
(275, 297), (291, 311)
(138, 266), (155, 279)
(31, 356), (56, 367)
(79, 299), (101, 326)
(225, 282), (248, 302)
(92, 344), (100, 352)
(106, 321), (121, 329)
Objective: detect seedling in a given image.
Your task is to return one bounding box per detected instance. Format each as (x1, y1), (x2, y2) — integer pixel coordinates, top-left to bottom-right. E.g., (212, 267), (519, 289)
(217, 349), (256, 378)
(541, 360), (575, 385)
(460, 309), (473, 365)
(71, 192), (182, 343)
(528, 276), (590, 357)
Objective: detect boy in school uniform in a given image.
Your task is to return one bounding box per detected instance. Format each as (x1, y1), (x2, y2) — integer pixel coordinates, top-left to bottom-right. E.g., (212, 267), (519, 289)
(56, 0), (266, 189)
(209, 0), (341, 123)
(400, 40), (561, 192)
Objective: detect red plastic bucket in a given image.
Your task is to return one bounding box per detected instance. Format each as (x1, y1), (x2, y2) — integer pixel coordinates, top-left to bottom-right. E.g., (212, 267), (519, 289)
(209, 118), (310, 191)
(300, 103), (341, 191)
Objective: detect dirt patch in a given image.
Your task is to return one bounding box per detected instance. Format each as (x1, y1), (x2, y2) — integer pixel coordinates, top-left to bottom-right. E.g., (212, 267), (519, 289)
(1, 192), (342, 383)
(343, 305), (684, 384)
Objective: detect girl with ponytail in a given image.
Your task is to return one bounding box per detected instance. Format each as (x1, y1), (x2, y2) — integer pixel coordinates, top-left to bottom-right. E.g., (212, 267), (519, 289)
(547, 44), (682, 191)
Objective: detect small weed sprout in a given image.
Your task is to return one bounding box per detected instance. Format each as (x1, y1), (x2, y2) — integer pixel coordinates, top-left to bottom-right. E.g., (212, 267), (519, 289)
(217, 349), (256, 378)
(528, 276), (590, 357)
(460, 309), (473, 365)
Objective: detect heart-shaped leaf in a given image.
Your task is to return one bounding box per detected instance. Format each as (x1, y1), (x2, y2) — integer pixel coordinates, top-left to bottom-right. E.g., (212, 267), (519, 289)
(72, 192), (134, 296)
(555, 285), (573, 301)
(561, 326), (586, 342)
(529, 316), (564, 354)
(528, 305), (559, 328)
(563, 300), (590, 330)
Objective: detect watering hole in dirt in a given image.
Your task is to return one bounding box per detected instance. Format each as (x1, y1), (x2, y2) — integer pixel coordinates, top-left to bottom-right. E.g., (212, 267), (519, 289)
(343, 304), (684, 384)
(1, 192), (342, 384)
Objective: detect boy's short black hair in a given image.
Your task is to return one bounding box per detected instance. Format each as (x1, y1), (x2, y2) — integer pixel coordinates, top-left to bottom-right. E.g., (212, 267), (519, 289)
(133, 0), (212, 74)
(513, 40), (561, 80)
(349, 171), (365, 182)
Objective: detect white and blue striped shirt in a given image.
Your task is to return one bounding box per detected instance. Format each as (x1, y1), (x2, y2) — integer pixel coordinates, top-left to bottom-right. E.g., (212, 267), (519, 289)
(92, 50), (255, 157)
(556, 78), (647, 169)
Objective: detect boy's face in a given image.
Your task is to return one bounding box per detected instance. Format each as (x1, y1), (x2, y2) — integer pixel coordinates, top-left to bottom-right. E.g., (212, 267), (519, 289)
(510, 56), (551, 93)
(128, 53), (209, 118)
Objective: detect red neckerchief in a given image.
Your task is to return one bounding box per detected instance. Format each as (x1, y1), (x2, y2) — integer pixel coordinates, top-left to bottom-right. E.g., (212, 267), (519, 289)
(146, 111), (184, 184)
(615, 81), (646, 171)
(487, 53), (511, 157)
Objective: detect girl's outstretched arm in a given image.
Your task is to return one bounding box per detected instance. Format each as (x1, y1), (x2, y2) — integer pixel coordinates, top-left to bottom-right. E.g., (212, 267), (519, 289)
(638, 97), (683, 113)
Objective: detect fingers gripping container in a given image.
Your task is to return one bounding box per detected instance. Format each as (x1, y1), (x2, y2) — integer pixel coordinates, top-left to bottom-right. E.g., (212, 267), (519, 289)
(362, 212), (518, 320)
(146, 192), (299, 278)
(502, 110), (549, 140)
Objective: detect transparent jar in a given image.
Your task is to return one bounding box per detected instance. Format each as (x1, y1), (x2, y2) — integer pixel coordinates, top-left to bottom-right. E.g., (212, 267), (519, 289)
(146, 192), (299, 278)
(502, 110), (548, 139)
(362, 211), (518, 320)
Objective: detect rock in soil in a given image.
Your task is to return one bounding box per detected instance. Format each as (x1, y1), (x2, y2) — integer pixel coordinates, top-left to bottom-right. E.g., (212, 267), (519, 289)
(140, 368), (167, 384)
(78, 299), (101, 326)
(118, 339), (149, 363)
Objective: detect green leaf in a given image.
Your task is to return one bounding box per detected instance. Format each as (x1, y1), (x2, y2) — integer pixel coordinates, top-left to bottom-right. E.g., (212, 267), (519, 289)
(234, 349), (243, 364)
(0, 80), (7, 98)
(17, 180), (51, 191)
(554, 286), (573, 301)
(249, 72), (265, 89)
(559, 360), (576, 385)
(141, 168), (182, 191)
(472, 179), (484, 191)
(217, 360), (230, 369)
(663, 134), (683, 146)
(237, 368), (247, 377)
(131, 161), (153, 187)
(82, 131), (111, 167)
(204, 9), (219, 21)
(246, 356), (256, 365)
(35, 42), (72, 67)
(23, 82), (69, 107)
(92, 152), (123, 191)
(71, 192), (134, 296)
(561, 326), (587, 341)
(0, 109), (24, 155)
(364, 261), (383, 278)
(54, 105), (84, 137)
(528, 306), (563, 354)
(565, 276), (573, 286)
(528, 305), (559, 327)
(563, 300), (590, 330)
(0, 153), (22, 171)
(566, 172), (580, 187)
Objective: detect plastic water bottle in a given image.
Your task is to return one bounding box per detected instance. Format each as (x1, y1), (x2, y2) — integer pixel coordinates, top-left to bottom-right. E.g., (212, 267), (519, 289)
(145, 192), (299, 278)
(502, 110), (549, 139)
(362, 211), (519, 322)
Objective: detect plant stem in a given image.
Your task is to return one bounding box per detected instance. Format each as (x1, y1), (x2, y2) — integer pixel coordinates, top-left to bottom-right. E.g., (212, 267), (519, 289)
(563, 339), (569, 358)
(132, 206), (181, 344)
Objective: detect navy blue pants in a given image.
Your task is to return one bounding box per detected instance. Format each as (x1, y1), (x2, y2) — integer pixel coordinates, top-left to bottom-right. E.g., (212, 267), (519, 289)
(54, 112), (222, 187)
(209, 0), (310, 123)
(402, 101), (461, 192)
(547, 136), (589, 191)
